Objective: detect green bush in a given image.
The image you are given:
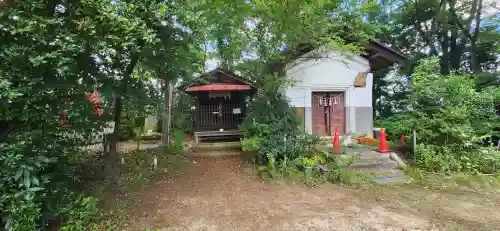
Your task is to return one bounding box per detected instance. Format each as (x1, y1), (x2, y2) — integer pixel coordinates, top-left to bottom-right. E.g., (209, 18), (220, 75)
(0, 131), (101, 230)
(58, 197), (99, 231)
(415, 145), (500, 174)
(377, 58), (500, 174)
(171, 129), (185, 153)
(171, 90), (195, 132)
(2, 199), (41, 231)
(241, 93), (304, 163)
(241, 90), (361, 183)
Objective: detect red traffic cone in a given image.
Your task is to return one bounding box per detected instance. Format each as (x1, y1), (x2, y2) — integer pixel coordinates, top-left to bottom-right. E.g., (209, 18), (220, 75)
(377, 128), (390, 153)
(333, 128), (340, 153)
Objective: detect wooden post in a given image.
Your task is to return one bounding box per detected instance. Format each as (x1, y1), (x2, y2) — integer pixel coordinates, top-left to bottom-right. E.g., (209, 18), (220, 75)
(161, 80), (171, 147)
(195, 96), (200, 132)
(167, 83), (173, 146)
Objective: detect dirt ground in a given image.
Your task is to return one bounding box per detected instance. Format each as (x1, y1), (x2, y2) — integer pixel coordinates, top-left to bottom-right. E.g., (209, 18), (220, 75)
(120, 155), (500, 231)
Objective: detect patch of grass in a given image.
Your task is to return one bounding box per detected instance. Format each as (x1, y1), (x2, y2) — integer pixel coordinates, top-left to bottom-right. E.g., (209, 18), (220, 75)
(77, 148), (188, 230)
(258, 163), (304, 183)
(256, 152), (375, 187)
(117, 150), (187, 192)
(122, 172), (148, 192)
(258, 162), (374, 187)
(326, 170), (377, 186)
(405, 166), (500, 191)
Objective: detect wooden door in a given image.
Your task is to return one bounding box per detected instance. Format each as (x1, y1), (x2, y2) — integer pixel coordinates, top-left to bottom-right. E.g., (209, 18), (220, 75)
(311, 92), (345, 136)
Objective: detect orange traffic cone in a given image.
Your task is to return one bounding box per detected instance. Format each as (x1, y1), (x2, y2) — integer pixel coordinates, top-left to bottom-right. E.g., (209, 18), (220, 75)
(377, 128), (390, 153)
(333, 128), (340, 153)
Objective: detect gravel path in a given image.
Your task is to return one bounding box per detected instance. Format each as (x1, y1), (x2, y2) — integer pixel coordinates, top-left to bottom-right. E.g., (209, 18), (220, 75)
(123, 155), (500, 231)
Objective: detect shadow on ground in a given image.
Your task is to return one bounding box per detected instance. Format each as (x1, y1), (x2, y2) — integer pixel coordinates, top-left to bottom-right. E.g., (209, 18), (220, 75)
(118, 154), (500, 231)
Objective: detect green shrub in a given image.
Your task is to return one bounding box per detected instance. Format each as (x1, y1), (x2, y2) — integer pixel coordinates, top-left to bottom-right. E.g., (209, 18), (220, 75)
(415, 145), (500, 174)
(0, 131), (98, 230)
(172, 129), (185, 152)
(2, 199), (41, 231)
(170, 90), (195, 132)
(241, 81), (361, 184)
(377, 58), (500, 174)
(241, 93), (306, 164)
(58, 197), (99, 231)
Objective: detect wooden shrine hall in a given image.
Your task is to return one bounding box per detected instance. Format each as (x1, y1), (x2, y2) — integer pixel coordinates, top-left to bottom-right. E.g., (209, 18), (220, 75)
(179, 68), (255, 144)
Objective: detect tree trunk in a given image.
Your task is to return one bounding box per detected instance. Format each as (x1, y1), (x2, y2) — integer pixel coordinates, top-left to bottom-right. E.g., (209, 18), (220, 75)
(447, 0), (461, 70)
(449, 27), (461, 70)
(105, 52), (139, 184)
(440, 30), (450, 74)
(448, 0), (482, 72)
(161, 80), (169, 146)
(470, 0), (483, 73)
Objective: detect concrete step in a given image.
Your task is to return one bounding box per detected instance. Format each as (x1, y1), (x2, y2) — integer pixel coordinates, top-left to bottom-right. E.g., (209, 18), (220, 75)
(348, 164), (400, 173)
(355, 158), (397, 165)
(186, 150), (242, 157)
(357, 156), (393, 162)
(341, 153), (394, 163)
(368, 174), (408, 184)
(344, 148), (407, 184)
(186, 141), (241, 151)
(350, 161), (399, 168)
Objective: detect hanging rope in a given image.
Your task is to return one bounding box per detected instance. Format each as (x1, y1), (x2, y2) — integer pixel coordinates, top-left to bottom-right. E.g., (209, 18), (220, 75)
(314, 93), (343, 107)
(218, 102), (222, 117)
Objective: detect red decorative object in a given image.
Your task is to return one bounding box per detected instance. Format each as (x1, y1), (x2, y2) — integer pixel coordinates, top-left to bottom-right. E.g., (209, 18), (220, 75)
(185, 84), (251, 92)
(356, 136), (377, 145)
(87, 92), (103, 116)
(87, 92), (101, 104)
(400, 135), (407, 145)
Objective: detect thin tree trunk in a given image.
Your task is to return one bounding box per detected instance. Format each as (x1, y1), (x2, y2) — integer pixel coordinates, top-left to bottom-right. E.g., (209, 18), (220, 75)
(448, 0), (461, 70)
(136, 120), (144, 151)
(470, 0), (483, 73)
(448, 0), (482, 72)
(440, 30), (450, 74)
(105, 52), (139, 184)
(161, 80), (169, 146)
(449, 27), (461, 70)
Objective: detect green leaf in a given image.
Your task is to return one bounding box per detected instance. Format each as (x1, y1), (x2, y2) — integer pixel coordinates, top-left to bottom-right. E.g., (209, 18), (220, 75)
(27, 187), (44, 192)
(24, 170), (30, 188)
(39, 156), (52, 163)
(14, 169), (23, 180)
(32, 176), (40, 186)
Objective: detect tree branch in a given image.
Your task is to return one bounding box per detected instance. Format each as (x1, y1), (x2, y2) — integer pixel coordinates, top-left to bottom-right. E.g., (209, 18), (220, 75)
(413, 0), (445, 51)
(447, 0), (479, 39)
(472, 0), (483, 42)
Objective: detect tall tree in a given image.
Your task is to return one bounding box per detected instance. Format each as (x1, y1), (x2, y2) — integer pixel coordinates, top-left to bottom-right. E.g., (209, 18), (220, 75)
(0, 0), (204, 228)
(371, 0), (500, 119)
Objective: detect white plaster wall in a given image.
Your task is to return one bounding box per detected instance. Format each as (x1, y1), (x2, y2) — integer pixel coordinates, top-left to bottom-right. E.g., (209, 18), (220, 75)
(351, 73), (373, 107)
(284, 48), (373, 134)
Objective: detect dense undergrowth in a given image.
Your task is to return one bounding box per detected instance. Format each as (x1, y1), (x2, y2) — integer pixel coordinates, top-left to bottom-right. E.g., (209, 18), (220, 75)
(240, 90), (360, 185)
(1, 1), (189, 229)
(74, 147), (186, 230)
(377, 58), (500, 175)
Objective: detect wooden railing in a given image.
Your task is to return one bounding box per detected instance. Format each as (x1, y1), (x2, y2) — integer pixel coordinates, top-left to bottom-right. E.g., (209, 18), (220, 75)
(198, 104), (243, 130)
